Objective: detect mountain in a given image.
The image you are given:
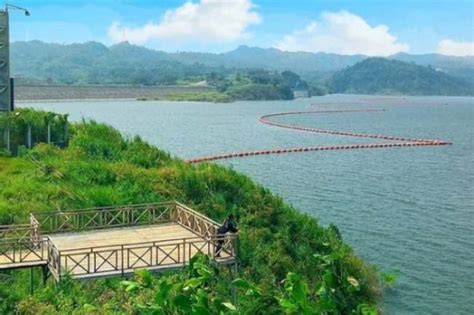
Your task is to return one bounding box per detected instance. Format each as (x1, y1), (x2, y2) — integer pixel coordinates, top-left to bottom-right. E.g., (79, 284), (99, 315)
(11, 41), (223, 85)
(10, 41), (474, 94)
(328, 58), (473, 96)
(390, 52), (474, 82)
(170, 45), (366, 74)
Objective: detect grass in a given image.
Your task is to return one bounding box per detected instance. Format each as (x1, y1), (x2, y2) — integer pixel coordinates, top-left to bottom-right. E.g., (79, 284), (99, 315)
(0, 116), (381, 314)
(138, 91), (234, 103)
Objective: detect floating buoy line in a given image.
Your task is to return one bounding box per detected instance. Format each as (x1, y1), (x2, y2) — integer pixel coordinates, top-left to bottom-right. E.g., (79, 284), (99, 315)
(186, 109), (452, 164)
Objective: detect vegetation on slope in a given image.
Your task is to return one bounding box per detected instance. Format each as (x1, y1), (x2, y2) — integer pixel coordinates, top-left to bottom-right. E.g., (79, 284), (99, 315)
(12, 41), (474, 85)
(141, 70), (307, 102)
(138, 91), (234, 103)
(328, 58), (473, 96)
(0, 109), (381, 313)
(13, 40), (474, 98)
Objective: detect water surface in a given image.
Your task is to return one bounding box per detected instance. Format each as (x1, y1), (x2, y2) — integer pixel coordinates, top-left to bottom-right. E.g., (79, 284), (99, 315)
(24, 95), (474, 314)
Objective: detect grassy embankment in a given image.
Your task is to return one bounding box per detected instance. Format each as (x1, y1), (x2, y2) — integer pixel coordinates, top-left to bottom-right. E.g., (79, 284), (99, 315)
(139, 71), (300, 103)
(138, 91), (234, 103)
(0, 109), (381, 314)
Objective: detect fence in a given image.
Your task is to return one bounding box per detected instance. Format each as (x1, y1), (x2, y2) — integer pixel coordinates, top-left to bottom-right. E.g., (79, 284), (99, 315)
(0, 201), (238, 279)
(0, 109), (68, 155)
(173, 202), (219, 237)
(0, 237), (49, 267)
(0, 224), (31, 239)
(50, 234), (237, 279)
(33, 202), (175, 234)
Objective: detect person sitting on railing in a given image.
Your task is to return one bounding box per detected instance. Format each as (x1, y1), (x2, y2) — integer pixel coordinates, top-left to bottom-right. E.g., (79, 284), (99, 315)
(215, 214), (238, 257)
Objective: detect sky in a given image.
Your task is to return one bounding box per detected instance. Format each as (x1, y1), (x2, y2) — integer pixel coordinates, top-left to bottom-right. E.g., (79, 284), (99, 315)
(6, 0), (474, 56)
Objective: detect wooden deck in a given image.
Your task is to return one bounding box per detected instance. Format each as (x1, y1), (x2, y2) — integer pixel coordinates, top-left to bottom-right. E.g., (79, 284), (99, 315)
(0, 202), (238, 281)
(50, 223), (196, 250)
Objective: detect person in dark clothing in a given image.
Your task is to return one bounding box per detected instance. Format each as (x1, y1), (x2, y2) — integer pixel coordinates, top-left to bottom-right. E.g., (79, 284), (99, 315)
(215, 214), (238, 257)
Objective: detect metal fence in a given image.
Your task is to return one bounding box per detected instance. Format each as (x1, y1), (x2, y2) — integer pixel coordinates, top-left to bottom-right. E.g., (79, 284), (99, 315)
(0, 111), (68, 155)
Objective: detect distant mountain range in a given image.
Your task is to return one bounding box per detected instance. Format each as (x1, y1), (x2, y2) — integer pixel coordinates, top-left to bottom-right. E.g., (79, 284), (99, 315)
(10, 41), (474, 96)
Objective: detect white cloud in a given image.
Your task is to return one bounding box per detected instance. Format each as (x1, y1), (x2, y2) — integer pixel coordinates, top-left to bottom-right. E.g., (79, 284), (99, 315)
(108, 0), (261, 44)
(275, 11), (409, 56)
(437, 39), (474, 56)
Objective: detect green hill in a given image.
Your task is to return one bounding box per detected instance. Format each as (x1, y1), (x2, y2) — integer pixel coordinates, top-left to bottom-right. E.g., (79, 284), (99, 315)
(328, 58), (473, 96)
(0, 109), (381, 314)
(11, 41), (223, 86)
(11, 41), (474, 91)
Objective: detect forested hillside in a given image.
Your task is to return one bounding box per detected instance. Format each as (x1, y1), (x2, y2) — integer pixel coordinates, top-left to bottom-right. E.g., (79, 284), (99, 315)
(328, 58), (473, 96)
(11, 41), (227, 86)
(12, 41), (474, 85)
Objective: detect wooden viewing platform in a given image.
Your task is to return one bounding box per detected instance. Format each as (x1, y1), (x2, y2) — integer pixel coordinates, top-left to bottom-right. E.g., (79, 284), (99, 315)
(0, 202), (238, 281)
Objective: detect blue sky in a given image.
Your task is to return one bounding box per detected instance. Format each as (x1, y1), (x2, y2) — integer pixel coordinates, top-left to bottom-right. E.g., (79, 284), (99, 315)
(6, 0), (474, 56)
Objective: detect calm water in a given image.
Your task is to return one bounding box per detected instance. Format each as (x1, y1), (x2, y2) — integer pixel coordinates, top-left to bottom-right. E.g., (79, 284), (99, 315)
(25, 95), (474, 314)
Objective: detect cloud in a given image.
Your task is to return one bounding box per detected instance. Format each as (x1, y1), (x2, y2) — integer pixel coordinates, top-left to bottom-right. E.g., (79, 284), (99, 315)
(108, 0), (261, 44)
(437, 39), (474, 56)
(275, 11), (409, 56)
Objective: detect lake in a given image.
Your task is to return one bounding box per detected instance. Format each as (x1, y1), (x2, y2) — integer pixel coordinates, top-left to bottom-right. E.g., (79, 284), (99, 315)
(24, 94), (474, 314)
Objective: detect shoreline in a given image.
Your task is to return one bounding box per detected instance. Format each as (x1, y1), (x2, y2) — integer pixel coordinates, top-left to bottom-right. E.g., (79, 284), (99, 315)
(17, 98), (137, 103)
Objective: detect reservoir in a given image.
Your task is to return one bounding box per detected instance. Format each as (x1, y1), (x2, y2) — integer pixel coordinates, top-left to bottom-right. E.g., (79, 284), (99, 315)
(25, 94), (474, 314)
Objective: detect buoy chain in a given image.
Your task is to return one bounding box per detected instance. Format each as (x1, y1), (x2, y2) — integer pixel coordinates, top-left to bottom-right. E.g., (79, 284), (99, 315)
(186, 109), (452, 163)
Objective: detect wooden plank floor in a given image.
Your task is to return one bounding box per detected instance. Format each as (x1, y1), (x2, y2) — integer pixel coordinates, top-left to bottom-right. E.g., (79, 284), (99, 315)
(49, 223), (234, 279)
(0, 245), (47, 269)
(49, 223), (197, 250)
(0, 258), (47, 269)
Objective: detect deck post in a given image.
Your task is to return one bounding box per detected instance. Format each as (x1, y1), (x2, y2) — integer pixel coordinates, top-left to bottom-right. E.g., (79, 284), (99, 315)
(121, 245), (125, 277)
(27, 124), (31, 148)
(230, 262), (238, 306)
(63, 119), (68, 147)
(5, 126), (10, 152)
(42, 265), (50, 285)
(47, 122), (51, 144)
(182, 238), (186, 266)
(30, 267), (34, 295)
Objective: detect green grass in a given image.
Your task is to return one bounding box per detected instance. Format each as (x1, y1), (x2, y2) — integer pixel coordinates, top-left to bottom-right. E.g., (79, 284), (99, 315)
(0, 117), (381, 314)
(138, 91), (233, 103)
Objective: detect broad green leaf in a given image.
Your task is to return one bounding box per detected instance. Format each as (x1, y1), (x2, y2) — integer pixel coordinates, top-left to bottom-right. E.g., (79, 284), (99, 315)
(155, 280), (172, 305)
(347, 276), (360, 287)
(222, 302), (237, 311)
(185, 277), (203, 289)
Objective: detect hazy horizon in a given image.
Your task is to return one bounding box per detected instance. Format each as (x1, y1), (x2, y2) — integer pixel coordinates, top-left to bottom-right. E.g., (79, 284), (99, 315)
(7, 0), (474, 56)
(11, 39), (474, 59)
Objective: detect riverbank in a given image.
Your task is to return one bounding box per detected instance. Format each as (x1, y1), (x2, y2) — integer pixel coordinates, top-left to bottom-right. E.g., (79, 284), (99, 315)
(138, 91), (234, 103)
(15, 85), (215, 102)
(15, 85), (298, 103)
(0, 109), (381, 313)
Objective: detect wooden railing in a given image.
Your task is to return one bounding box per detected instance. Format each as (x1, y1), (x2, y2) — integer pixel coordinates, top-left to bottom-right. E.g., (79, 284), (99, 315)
(30, 214), (41, 245)
(0, 201), (239, 278)
(0, 224), (31, 239)
(32, 202), (175, 234)
(47, 240), (61, 280)
(50, 234), (237, 280)
(0, 237), (49, 267)
(172, 202), (219, 237)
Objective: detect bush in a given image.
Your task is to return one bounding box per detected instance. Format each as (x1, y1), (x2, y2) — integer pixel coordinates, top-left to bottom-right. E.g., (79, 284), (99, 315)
(0, 117), (381, 313)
